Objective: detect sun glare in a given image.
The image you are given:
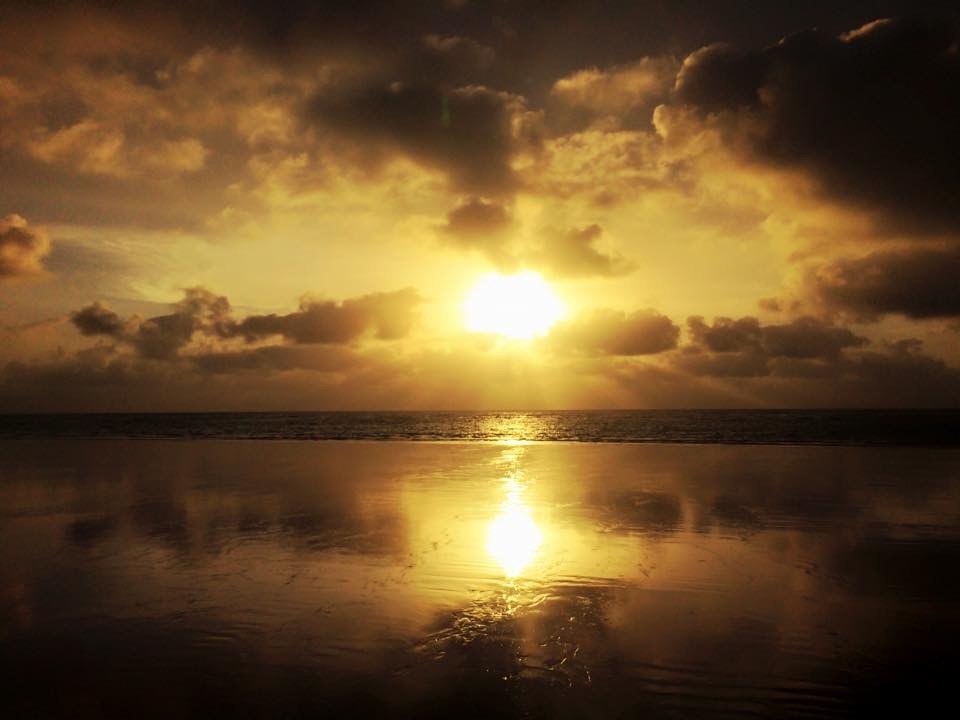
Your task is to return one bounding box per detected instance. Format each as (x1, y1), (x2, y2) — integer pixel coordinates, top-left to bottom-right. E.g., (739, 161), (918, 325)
(464, 271), (565, 340)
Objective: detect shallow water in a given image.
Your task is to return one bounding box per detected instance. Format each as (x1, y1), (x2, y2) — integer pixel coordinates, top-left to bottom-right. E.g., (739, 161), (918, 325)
(2, 440), (959, 718)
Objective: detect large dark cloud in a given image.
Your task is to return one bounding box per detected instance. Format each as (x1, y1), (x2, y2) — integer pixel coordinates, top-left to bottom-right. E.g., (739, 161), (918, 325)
(548, 309), (679, 356)
(307, 82), (541, 194)
(17, 2), (951, 83)
(672, 16), (960, 234)
(810, 246), (960, 319)
(834, 340), (960, 405)
(0, 214), (50, 279)
(688, 315), (867, 359)
(680, 315), (868, 377)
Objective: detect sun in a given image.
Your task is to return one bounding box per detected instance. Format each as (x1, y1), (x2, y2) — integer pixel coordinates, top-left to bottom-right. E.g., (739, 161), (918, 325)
(464, 271), (565, 340)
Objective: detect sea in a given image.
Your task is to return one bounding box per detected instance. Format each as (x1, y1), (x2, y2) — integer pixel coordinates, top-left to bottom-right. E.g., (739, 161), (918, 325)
(1, 408), (957, 444)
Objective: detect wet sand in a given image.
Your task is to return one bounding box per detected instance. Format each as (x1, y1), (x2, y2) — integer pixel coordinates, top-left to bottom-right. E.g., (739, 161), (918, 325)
(2, 440), (959, 718)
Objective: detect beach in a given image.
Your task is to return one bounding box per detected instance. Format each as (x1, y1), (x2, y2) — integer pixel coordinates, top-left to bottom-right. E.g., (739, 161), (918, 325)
(3, 438), (959, 718)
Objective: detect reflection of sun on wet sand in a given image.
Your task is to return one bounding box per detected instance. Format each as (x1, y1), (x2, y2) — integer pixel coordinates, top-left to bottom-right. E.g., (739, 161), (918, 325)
(486, 477), (543, 578)
(415, 472), (555, 667)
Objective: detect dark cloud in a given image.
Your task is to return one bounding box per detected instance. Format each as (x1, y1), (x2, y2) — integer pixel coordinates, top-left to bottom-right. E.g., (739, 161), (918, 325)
(307, 82), (541, 194)
(443, 197), (512, 236)
(672, 17), (960, 234)
(688, 338), (959, 406)
(548, 309), (679, 356)
(417, 34), (496, 82)
(71, 301), (126, 336)
(8, 1), (948, 72)
(440, 210), (635, 278)
(810, 246), (960, 319)
(234, 289), (421, 344)
(70, 287), (420, 360)
(439, 197), (514, 268)
(680, 315), (868, 377)
(834, 340), (960, 405)
(600, 490), (682, 535)
(534, 225), (635, 279)
(761, 317), (868, 358)
(135, 288), (233, 359)
(687, 316), (761, 354)
(71, 288), (235, 360)
(688, 315), (867, 359)
(0, 214), (50, 279)
(598, 330), (960, 408)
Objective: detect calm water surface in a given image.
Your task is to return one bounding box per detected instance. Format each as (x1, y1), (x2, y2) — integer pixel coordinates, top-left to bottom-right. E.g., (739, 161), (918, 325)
(2, 439), (959, 718)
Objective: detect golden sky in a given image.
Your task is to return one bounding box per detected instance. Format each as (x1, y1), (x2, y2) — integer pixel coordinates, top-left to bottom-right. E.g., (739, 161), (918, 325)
(1, 1), (959, 410)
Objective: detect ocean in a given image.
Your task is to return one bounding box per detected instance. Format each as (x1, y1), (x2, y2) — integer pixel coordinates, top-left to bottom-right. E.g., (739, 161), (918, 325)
(2, 412), (959, 718)
(1, 408), (958, 444)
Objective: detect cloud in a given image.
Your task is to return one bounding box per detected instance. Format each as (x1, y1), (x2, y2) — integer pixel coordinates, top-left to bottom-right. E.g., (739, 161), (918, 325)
(531, 127), (687, 207)
(443, 197), (512, 236)
(71, 288), (232, 359)
(440, 209), (634, 279)
(809, 246), (960, 319)
(688, 315), (867, 358)
(234, 289), (421, 344)
(547, 308), (679, 356)
(136, 288), (234, 359)
(669, 17), (960, 234)
(0, 214), (51, 279)
(679, 315), (869, 377)
(307, 81), (542, 194)
(439, 197), (515, 269)
(834, 340), (960, 405)
(687, 316), (762, 353)
(551, 57), (677, 129)
(0, 36), (312, 228)
(27, 121), (208, 179)
(419, 34), (496, 80)
(71, 287), (422, 360)
(71, 302), (127, 336)
(532, 224), (636, 279)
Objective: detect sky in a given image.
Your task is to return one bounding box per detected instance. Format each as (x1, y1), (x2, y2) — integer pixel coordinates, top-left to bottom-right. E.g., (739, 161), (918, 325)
(1, 0), (959, 411)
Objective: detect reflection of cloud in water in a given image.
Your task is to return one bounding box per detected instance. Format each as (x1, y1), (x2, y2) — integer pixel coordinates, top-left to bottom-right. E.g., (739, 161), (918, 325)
(66, 515), (117, 548)
(708, 495), (764, 535)
(598, 490), (682, 536)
